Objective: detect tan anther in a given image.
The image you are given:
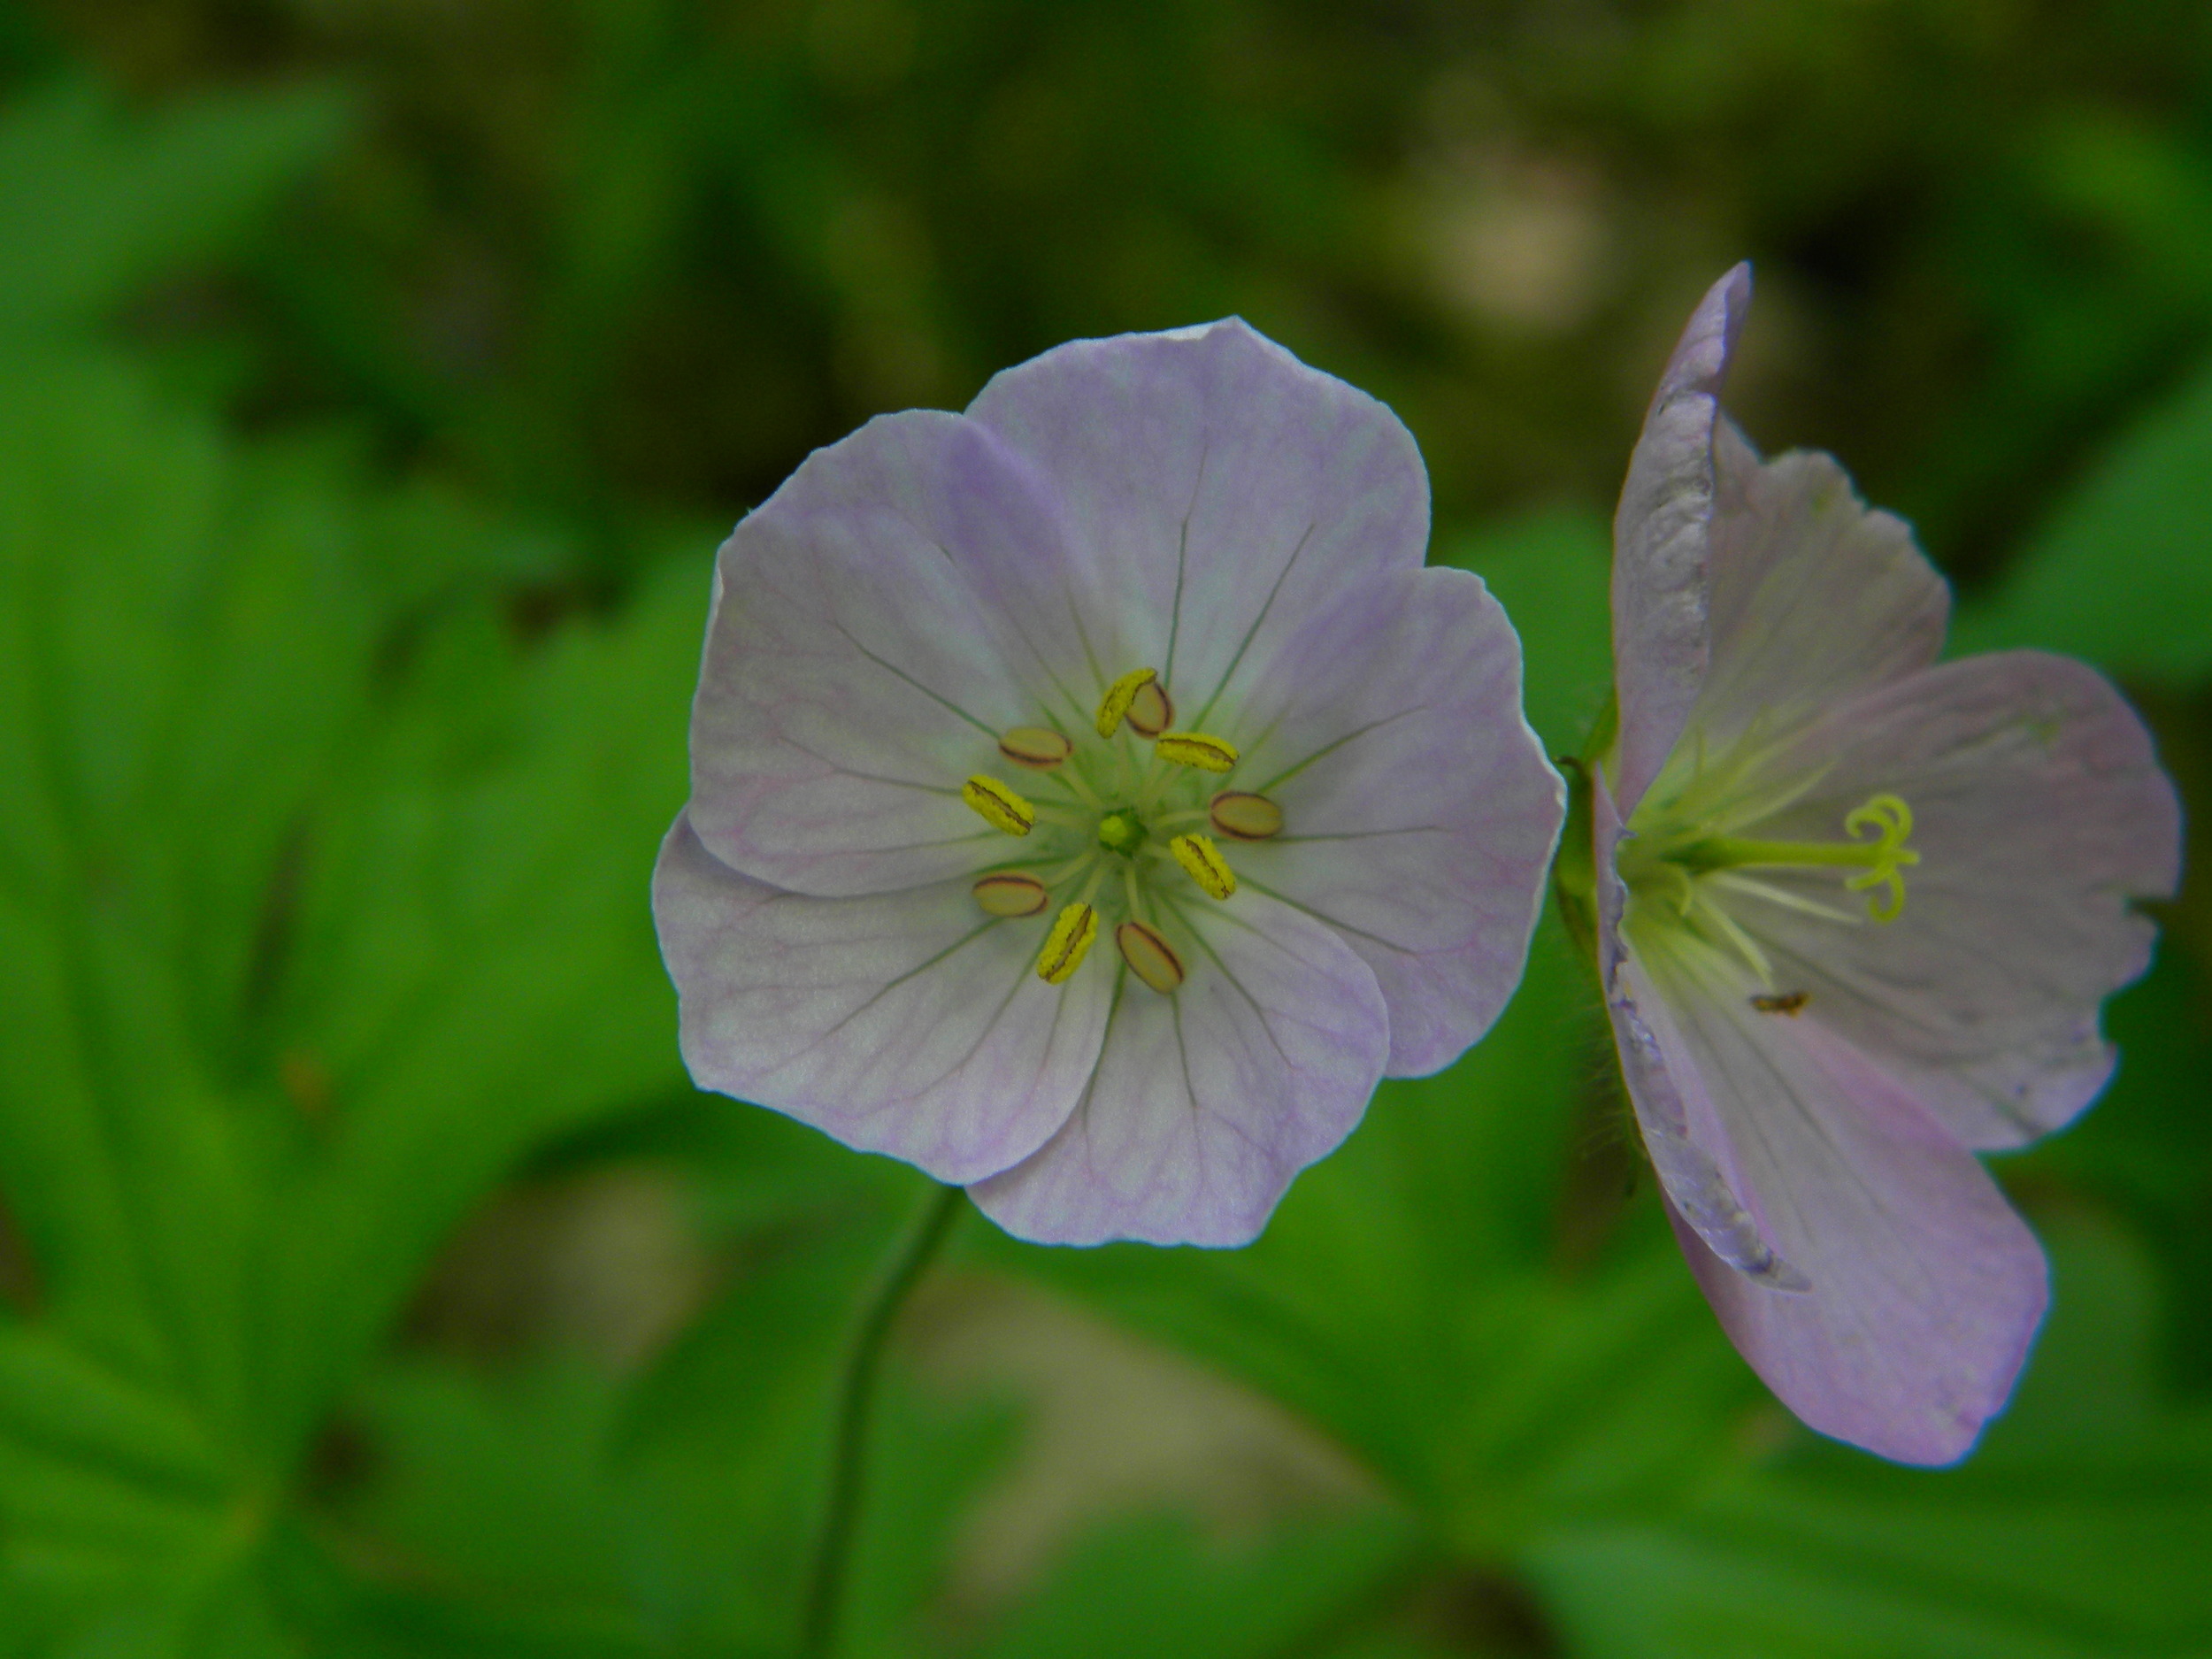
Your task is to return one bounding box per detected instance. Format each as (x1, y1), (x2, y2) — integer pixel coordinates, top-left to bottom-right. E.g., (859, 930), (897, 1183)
(1170, 833), (1236, 900)
(963, 775), (1035, 836)
(1036, 902), (1098, 984)
(999, 726), (1073, 770)
(1209, 790), (1282, 841)
(1116, 919), (1185, 994)
(973, 872), (1049, 917)
(1094, 668), (1158, 738)
(1156, 732), (1237, 772)
(1125, 678), (1172, 737)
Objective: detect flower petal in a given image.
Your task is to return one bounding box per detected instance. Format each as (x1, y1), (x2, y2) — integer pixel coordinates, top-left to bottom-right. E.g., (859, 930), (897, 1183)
(1595, 772), (1808, 1288)
(967, 890), (1390, 1246)
(1682, 420), (1949, 761)
(1603, 777), (2048, 1465)
(964, 319), (1429, 721)
(1732, 650), (2181, 1148)
(1230, 565), (1564, 1074)
(653, 813), (1111, 1182)
(1653, 986), (2049, 1466)
(1611, 265), (1747, 815)
(687, 410), (1096, 897)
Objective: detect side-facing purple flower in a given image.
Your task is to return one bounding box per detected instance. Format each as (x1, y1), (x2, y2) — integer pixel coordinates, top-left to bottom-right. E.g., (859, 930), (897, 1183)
(654, 321), (1564, 1246)
(1590, 265), (2182, 1463)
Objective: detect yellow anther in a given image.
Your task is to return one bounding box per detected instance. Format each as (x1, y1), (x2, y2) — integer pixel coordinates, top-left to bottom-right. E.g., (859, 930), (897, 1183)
(1036, 902), (1098, 984)
(999, 726), (1073, 770)
(1095, 668), (1159, 738)
(1125, 678), (1173, 737)
(1116, 919), (1186, 994)
(1841, 792), (1920, 923)
(1209, 790), (1282, 841)
(962, 775), (1035, 836)
(1156, 732), (1238, 772)
(1170, 833), (1237, 900)
(973, 872), (1049, 917)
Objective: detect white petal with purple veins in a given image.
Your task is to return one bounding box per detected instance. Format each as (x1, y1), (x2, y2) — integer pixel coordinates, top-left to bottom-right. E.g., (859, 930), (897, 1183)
(969, 892), (1389, 1246)
(688, 411), (1089, 898)
(1738, 651), (2180, 1148)
(1690, 422), (1949, 754)
(654, 815), (1110, 1183)
(966, 319), (1430, 718)
(1655, 985), (2048, 1467)
(1233, 565), (1563, 1074)
(1610, 264), (1747, 816)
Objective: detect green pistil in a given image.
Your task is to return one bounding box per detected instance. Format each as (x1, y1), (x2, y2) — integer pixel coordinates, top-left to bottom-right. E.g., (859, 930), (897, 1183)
(1096, 808), (1146, 856)
(1628, 791), (1919, 923)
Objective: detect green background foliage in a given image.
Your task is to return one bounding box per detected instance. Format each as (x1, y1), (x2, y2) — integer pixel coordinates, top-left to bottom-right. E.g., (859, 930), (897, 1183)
(1, 0), (2208, 1652)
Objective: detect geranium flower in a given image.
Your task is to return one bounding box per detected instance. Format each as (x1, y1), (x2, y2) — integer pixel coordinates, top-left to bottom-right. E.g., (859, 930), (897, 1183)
(1586, 265), (2182, 1463)
(653, 321), (1563, 1246)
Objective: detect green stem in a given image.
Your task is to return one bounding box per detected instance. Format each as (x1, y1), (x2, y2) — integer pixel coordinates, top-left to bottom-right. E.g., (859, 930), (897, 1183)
(800, 1182), (964, 1659)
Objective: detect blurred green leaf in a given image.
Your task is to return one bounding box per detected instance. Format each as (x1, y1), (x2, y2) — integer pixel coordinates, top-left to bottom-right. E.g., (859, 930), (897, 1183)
(251, 557), (705, 1460)
(986, 912), (1763, 1551)
(0, 79), (349, 336)
(1952, 351), (2212, 685)
(0, 336), (714, 1647)
(1440, 508), (1615, 761)
(1525, 1225), (2212, 1658)
(965, 1509), (1421, 1659)
(299, 1179), (979, 1658)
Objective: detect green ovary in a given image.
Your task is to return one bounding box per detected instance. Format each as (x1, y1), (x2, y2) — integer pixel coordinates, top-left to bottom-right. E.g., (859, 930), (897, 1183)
(1095, 808), (1146, 856)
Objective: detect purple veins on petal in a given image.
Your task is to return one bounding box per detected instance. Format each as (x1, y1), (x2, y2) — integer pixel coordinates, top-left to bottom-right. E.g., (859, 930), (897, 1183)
(653, 815), (1112, 1184)
(969, 892), (1389, 1248)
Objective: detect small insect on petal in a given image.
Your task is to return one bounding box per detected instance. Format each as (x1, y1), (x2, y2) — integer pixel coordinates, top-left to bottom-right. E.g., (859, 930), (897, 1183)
(999, 726), (1073, 770)
(1749, 990), (1809, 1016)
(1209, 790), (1283, 841)
(973, 872), (1050, 917)
(963, 775), (1035, 836)
(1116, 919), (1185, 993)
(1156, 732), (1238, 772)
(1170, 833), (1237, 899)
(1125, 678), (1173, 737)
(1095, 668), (1159, 738)
(1036, 902), (1099, 984)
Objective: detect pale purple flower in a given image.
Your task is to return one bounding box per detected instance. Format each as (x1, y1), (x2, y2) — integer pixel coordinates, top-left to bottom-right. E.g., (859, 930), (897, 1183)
(653, 320), (1563, 1246)
(1594, 265), (2183, 1463)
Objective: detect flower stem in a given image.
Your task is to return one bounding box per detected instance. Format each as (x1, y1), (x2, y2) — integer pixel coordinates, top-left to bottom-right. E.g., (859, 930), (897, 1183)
(800, 1181), (964, 1659)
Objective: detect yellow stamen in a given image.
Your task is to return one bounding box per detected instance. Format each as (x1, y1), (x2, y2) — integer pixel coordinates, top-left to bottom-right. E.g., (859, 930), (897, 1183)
(972, 872), (1049, 917)
(1841, 792), (1919, 922)
(1125, 679), (1173, 737)
(1170, 833), (1237, 899)
(1094, 668), (1159, 738)
(1036, 902), (1098, 984)
(962, 775), (1035, 836)
(1156, 732), (1238, 772)
(1116, 919), (1185, 993)
(1208, 790), (1282, 841)
(999, 726), (1073, 770)
(1638, 790), (1921, 924)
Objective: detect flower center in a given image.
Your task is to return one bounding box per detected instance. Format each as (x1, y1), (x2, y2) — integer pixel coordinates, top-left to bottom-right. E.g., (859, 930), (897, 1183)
(1096, 808), (1146, 856)
(954, 665), (1286, 991)
(1624, 790), (1921, 924)
(1616, 723), (1923, 991)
